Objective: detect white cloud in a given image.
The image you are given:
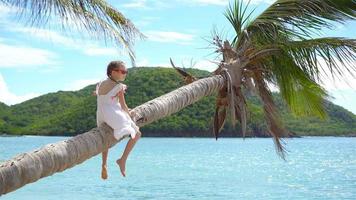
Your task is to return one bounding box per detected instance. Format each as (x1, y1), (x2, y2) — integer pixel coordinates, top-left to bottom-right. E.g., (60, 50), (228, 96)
(193, 59), (218, 72)
(63, 78), (102, 91)
(135, 56), (218, 72)
(83, 47), (119, 56)
(0, 4), (13, 19)
(134, 57), (169, 67)
(37, 65), (62, 73)
(123, 0), (148, 8)
(0, 41), (56, 68)
(182, 0), (274, 6)
(14, 27), (77, 47)
(249, 0), (275, 5)
(135, 17), (160, 28)
(11, 27), (119, 56)
(145, 31), (195, 45)
(317, 59), (356, 90)
(168, 55), (219, 72)
(0, 73), (41, 105)
(329, 89), (356, 114)
(0, 73), (101, 105)
(136, 58), (150, 67)
(188, 0), (228, 6)
(1, 4), (120, 56)
(121, 0), (274, 8)
(121, 0), (168, 9)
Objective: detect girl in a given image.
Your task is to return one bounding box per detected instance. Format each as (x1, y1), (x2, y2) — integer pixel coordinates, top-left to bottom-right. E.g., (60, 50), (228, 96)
(95, 60), (141, 179)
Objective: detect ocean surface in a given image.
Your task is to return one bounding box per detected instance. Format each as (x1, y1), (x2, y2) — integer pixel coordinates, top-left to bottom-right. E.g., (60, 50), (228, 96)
(0, 136), (355, 200)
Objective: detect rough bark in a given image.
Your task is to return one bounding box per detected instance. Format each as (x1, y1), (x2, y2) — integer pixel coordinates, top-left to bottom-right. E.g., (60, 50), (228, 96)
(0, 75), (225, 195)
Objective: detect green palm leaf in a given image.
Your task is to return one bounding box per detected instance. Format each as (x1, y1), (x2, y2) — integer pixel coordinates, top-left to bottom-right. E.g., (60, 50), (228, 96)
(224, 0), (255, 47)
(285, 38), (356, 80)
(270, 54), (329, 118)
(246, 0), (356, 41)
(249, 37), (356, 82)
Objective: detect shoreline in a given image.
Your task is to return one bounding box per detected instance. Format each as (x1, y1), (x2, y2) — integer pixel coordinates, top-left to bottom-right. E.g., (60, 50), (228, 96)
(1, 134), (355, 138)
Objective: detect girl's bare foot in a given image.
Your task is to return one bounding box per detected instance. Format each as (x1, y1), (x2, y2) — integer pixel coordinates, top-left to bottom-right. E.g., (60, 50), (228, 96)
(101, 165), (108, 180)
(116, 159), (126, 177)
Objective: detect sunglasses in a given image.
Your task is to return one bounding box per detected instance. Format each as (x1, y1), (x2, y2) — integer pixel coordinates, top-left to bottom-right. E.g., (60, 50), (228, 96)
(112, 69), (128, 74)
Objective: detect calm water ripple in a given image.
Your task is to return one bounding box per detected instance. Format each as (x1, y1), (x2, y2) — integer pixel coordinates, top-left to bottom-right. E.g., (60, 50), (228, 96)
(0, 136), (355, 200)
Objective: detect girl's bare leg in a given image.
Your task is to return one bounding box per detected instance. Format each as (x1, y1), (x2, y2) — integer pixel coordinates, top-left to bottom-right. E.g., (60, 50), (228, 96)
(116, 131), (141, 177)
(101, 149), (109, 180)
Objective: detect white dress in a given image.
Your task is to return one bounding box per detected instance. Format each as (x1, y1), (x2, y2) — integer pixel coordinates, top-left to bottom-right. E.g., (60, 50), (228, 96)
(96, 81), (139, 140)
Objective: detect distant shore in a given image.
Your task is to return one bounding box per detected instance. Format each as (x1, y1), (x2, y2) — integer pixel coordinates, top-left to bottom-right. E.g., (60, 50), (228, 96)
(1, 133), (356, 137)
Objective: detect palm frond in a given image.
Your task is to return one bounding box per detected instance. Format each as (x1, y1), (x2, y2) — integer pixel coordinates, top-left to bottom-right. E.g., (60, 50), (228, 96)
(0, 0), (144, 60)
(248, 37), (356, 81)
(246, 37), (356, 118)
(224, 0), (255, 47)
(285, 38), (356, 81)
(245, 0), (356, 42)
(270, 54), (329, 118)
(253, 70), (288, 158)
(233, 85), (248, 137)
(213, 82), (229, 139)
(213, 106), (227, 139)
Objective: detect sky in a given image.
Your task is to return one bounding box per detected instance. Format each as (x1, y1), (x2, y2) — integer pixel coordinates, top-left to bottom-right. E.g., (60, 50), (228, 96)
(0, 0), (355, 114)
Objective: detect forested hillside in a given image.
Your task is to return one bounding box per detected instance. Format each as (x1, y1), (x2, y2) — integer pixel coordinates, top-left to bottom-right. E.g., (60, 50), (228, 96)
(1, 67), (355, 137)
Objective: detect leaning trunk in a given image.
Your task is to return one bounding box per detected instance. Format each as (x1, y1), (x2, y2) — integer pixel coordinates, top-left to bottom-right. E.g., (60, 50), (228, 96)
(0, 75), (225, 195)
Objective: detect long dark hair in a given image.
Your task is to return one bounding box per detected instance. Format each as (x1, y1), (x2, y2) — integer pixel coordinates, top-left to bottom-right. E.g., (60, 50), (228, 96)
(106, 61), (125, 77)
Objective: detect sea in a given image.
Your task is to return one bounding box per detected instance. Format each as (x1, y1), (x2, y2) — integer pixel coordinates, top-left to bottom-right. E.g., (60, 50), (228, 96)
(0, 136), (355, 200)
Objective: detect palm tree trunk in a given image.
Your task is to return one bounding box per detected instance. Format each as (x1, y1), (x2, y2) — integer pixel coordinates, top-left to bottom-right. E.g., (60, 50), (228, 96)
(0, 75), (225, 195)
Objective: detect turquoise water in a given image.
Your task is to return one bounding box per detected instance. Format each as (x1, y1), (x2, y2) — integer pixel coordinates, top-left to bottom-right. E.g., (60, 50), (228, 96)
(0, 136), (355, 199)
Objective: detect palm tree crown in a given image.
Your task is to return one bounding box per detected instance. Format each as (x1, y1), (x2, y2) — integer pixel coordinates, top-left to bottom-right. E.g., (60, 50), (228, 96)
(213, 0), (356, 158)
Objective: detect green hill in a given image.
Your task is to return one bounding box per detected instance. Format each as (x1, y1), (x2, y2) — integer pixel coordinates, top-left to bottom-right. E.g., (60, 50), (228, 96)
(0, 67), (355, 137)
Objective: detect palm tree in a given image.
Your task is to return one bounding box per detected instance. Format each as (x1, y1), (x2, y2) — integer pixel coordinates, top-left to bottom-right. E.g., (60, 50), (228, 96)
(213, 0), (356, 155)
(1, 0), (355, 195)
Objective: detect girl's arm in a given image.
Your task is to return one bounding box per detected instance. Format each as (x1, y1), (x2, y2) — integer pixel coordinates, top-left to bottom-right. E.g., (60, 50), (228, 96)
(118, 90), (130, 114)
